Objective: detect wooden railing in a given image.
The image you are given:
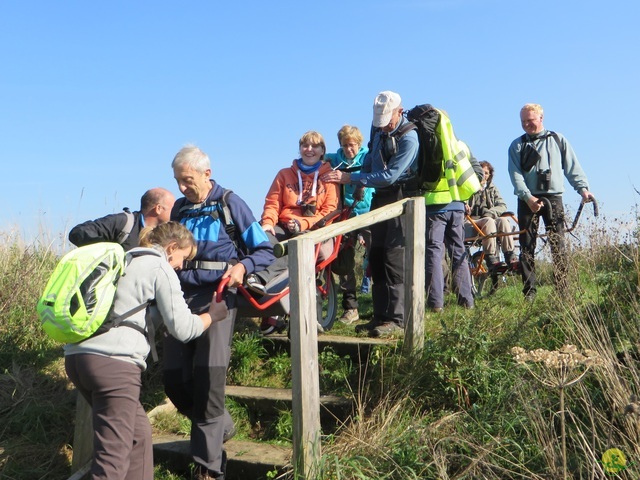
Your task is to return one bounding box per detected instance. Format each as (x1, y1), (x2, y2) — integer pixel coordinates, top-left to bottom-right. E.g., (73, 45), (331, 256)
(70, 196), (426, 480)
(284, 196), (425, 478)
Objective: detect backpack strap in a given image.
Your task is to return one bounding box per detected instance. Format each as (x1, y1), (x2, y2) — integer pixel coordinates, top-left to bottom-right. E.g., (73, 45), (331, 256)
(392, 121), (417, 138)
(219, 189), (239, 248)
(89, 250), (158, 361)
(519, 131), (566, 171)
(116, 208), (135, 244)
(548, 131), (567, 169)
(183, 260), (229, 270)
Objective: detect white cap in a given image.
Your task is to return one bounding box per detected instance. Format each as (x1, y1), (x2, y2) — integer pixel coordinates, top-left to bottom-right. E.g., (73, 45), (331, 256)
(372, 91), (402, 127)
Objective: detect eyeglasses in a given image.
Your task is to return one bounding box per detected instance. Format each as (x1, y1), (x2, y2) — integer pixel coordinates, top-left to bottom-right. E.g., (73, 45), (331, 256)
(341, 143), (359, 149)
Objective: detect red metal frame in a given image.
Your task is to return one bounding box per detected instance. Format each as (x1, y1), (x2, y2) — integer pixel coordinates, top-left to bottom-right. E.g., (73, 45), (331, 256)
(215, 207), (352, 307)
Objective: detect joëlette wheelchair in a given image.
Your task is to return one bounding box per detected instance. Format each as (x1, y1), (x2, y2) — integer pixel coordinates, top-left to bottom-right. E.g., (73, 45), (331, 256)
(216, 206), (354, 332)
(464, 197), (598, 297)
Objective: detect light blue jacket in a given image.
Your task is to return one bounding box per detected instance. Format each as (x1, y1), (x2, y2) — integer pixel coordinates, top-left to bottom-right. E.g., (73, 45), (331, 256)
(351, 118), (419, 189)
(508, 129), (589, 202)
(325, 147), (373, 216)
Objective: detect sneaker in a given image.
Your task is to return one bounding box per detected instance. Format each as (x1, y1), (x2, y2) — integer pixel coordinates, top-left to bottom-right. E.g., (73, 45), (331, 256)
(260, 316), (287, 335)
(246, 274), (268, 296)
(355, 319), (380, 334)
(371, 322), (403, 338)
(429, 307), (444, 314)
(339, 309), (359, 325)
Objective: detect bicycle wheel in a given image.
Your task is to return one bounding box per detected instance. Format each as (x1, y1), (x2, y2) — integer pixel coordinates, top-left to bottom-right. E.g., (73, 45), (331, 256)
(316, 268), (338, 331)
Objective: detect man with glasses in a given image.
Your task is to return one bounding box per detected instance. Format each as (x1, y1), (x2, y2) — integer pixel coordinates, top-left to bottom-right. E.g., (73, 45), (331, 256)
(508, 103), (595, 300)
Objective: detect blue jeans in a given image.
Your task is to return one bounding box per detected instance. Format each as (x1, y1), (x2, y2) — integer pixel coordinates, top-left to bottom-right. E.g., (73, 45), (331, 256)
(425, 210), (474, 309)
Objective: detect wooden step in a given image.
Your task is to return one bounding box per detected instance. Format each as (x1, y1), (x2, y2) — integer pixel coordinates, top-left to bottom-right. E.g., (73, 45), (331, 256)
(154, 435), (291, 479)
(226, 384), (352, 420)
(261, 332), (396, 363)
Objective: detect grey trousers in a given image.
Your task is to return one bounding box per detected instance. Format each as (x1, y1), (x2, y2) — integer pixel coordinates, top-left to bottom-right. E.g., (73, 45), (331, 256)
(163, 307), (236, 477)
(65, 353), (153, 480)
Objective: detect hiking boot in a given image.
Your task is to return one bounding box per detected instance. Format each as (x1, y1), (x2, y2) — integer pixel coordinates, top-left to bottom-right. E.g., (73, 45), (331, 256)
(371, 321), (403, 338)
(339, 309), (359, 325)
(246, 274), (268, 296)
(429, 307), (444, 314)
(193, 464), (219, 480)
(260, 316), (287, 336)
(355, 319), (381, 334)
(504, 251), (517, 265)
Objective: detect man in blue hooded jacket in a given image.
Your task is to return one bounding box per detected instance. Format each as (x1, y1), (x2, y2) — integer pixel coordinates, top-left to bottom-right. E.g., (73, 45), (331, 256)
(166, 144), (275, 480)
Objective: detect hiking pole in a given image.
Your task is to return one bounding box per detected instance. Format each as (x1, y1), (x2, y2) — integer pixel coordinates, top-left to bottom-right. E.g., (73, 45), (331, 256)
(566, 197), (599, 234)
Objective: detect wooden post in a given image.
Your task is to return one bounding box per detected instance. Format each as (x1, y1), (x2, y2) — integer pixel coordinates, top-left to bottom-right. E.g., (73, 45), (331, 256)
(289, 237), (322, 479)
(71, 394), (93, 472)
(403, 197), (426, 354)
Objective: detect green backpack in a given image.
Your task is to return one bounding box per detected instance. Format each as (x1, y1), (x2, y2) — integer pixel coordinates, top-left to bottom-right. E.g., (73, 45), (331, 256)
(37, 242), (148, 343)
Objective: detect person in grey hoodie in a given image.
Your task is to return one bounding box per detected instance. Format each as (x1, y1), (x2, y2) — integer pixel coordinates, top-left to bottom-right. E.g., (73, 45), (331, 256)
(64, 222), (227, 480)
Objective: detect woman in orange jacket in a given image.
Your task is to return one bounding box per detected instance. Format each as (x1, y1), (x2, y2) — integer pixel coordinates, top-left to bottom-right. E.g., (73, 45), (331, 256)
(261, 130), (340, 236)
(246, 132), (340, 335)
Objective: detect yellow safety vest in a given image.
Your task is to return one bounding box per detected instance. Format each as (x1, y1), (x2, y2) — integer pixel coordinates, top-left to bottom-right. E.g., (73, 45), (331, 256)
(424, 110), (481, 206)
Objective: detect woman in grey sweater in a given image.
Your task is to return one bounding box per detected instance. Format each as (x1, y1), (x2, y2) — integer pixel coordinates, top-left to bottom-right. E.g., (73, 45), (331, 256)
(64, 222), (226, 480)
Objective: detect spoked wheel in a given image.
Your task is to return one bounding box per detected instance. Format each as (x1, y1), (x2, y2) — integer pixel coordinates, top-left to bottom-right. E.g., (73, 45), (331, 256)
(316, 268), (338, 331)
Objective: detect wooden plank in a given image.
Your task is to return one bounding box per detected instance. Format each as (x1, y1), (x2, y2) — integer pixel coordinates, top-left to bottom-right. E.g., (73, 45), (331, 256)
(274, 199), (409, 257)
(71, 394), (93, 473)
(288, 237), (322, 479)
(154, 436), (291, 478)
(403, 197), (426, 354)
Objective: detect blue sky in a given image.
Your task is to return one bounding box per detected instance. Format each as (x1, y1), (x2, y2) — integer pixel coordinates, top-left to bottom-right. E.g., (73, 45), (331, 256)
(1, 0), (638, 246)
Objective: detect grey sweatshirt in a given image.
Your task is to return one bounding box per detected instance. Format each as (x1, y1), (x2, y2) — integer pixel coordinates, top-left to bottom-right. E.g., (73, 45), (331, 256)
(507, 129), (589, 202)
(64, 246), (205, 369)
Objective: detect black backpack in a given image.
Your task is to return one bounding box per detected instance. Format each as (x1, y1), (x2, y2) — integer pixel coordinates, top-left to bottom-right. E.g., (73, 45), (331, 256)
(402, 104), (444, 193)
(369, 104), (444, 194)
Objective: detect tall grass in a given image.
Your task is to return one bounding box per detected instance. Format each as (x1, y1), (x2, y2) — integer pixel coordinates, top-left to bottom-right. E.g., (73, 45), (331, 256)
(1, 208), (639, 479)
(319, 213), (640, 479)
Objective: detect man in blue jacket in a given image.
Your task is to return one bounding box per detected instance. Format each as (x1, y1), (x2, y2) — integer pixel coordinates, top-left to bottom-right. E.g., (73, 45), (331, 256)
(323, 91), (418, 337)
(165, 144), (275, 480)
(508, 103), (595, 300)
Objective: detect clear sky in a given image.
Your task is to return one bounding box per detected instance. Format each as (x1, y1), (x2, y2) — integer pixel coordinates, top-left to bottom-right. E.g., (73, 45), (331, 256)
(1, 0), (638, 246)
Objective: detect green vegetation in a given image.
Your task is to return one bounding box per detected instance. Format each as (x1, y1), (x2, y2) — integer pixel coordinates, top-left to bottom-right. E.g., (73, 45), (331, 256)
(1, 214), (639, 479)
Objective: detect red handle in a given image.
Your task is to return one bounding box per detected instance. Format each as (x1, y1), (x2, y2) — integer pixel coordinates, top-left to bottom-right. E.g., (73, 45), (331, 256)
(216, 277), (230, 302)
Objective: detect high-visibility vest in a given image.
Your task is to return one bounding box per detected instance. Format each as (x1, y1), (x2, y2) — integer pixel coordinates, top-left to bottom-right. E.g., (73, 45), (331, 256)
(424, 110), (481, 206)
